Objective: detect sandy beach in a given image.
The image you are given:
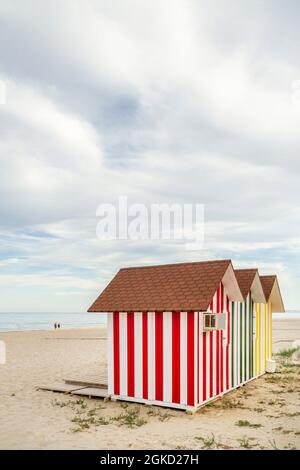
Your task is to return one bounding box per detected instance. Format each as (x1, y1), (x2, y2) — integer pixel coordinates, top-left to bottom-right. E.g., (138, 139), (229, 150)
(0, 318), (299, 450)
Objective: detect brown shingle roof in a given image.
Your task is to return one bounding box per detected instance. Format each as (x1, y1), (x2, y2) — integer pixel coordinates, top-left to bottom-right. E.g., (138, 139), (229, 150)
(88, 260), (232, 312)
(260, 275), (276, 302)
(235, 269), (258, 300)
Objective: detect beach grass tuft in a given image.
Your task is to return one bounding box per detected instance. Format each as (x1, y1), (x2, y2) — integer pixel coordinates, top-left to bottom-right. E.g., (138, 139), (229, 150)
(269, 438), (278, 450)
(195, 433), (220, 449)
(277, 347), (299, 359)
(112, 407), (148, 428)
(235, 420), (262, 428)
(238, 436), (253, 449)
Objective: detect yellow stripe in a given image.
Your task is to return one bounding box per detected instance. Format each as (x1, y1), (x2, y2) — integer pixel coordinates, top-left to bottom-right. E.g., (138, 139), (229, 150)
(269, 301), (272, 359)
(264, 304), (267, 370)
(256, 304), (260, 375)
(253, 307), (256, 376)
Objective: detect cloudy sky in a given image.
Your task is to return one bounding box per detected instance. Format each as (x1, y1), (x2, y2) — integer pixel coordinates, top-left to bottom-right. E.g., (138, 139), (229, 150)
(0, 0), (299, 312)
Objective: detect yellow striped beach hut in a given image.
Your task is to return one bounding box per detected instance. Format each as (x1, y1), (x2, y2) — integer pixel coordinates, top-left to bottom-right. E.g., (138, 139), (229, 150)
(255, 275), (285, 376)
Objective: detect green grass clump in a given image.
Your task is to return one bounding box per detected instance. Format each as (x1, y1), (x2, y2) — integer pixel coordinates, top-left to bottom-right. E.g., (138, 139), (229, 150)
(71, 414), (110, 432)
(265, 374), (282, 383)
(253, 407), (265, 413)
(112, 407), (148, 428)
(238, 436), (253, 449)
(277, 347), (299, 359)
(195, 433), (220, 449)
(235, 420), (262, 428)
(268, 439), (278, 450)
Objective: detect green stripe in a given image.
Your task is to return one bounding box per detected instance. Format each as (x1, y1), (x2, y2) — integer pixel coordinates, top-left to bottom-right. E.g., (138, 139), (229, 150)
(244, 298), (247, 382)
(231, 301), (235, 387)
(240, 303), (243, 382)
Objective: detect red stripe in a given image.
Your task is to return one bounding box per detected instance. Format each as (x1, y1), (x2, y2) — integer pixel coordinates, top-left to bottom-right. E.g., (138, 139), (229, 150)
(227, 296), (230, 343)
(221, 283), (224, 312)
(155, 312), (163, 401)
(209, 299), (213, 398)
(142, 312), (148, 399)
(203, 332), (206, 401)
(197, 313), (200, 404)
(220, 283), (225, 392)
(172, 311), (181, 403)
(216, 288), (220, 395)
(220, 285), (224, 393)
(220, 330), (224, 393)
(127, 312), (135, 397)
(113, 312), (120, 395)
(187, 311), (195, 406)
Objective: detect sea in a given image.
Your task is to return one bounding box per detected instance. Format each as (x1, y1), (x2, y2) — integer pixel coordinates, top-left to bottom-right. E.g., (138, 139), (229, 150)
(0, 312), (107, 332)
(0, 311), (299, 332)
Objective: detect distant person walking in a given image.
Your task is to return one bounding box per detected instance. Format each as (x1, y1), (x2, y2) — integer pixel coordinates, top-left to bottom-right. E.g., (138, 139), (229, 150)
(54, 322), (57, 329)
(58, 323), (61, 329)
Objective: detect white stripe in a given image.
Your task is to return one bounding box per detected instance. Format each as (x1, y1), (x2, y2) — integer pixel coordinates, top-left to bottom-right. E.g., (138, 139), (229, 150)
(261, 304), (264, 372)
(241, 302), (245, 382)
(231, 302), (234, 387)
(237, 303), (240, 385)
(107, 314), (114, 395)
(194, 312), (198, 404)
(265, 305), (268, 359)
(147, 312), (155, 401)
(205, 332), (210, 399)
(163, 312), (172, 403)
(212, 331), (216, 397)
(221, 289), (226, 392)
(227, 294), (232, 390)
(119, 312), (128, 396)
(235, 301), (238, 386)
(212, 293), (217, 397)
(206, 330), (210, 399)
(134, 312), (143, 398)
(206, 299), (212, 399)
(236, 302), (240, 385)
(180, 312), (187, 405)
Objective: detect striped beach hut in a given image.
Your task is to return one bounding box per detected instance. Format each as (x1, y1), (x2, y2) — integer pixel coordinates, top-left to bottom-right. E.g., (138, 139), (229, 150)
(254, 275), (285, 376)
(88, 260), (284, 412)
(234, 269), (266, 384)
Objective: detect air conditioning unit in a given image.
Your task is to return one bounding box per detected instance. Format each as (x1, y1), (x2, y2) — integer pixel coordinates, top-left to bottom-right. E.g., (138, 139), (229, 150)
(203, 313), (226, 331)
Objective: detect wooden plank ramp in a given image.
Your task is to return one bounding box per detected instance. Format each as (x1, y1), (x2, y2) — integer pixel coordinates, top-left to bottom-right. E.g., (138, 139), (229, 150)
(37, 377), (109, 400)
(37, 383), (87, 393)
(65, 378), (108, 390)
(71, 387), (108, 398)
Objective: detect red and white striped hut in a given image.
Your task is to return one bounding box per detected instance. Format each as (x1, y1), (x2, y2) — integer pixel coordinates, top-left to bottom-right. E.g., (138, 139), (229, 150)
(88, 259), (248, 412)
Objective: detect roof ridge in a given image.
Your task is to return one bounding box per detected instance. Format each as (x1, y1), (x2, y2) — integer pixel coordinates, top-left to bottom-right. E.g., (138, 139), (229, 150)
(235, 268), (258, 272)
(120, 259), (231, 271)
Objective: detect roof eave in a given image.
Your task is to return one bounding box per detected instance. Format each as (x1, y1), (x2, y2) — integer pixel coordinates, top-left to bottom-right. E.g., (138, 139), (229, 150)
(251, 272), (267, 303)
(269, 279), (285, 312)
(222, 262), (244, 303)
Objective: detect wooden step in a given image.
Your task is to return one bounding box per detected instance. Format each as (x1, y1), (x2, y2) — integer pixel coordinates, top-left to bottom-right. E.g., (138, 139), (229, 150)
(71, 387), (109, 398)
(37, 383), (87, 393)
(65, 378), (108, 389)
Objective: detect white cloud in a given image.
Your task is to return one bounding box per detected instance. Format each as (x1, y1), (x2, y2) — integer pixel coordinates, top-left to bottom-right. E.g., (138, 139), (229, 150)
(0, 0), (299, 310)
